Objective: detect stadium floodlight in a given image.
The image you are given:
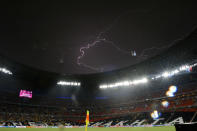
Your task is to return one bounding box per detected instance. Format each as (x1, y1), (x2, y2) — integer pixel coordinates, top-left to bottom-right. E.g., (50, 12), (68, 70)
(99, 85), (103, 88)
(179, 65), (190, 71)
(123, 81), (130, 86)
(162, 72), (171, 78)
(57, 81), (81, 87)
(119, 82), (124, 86)
(192, 63), (197, 67)
(141, 78), (148, 83)
(161, 101), (169, 108)
(169, 85), (177, 93)
(109, 85), (113, 88)
(99, 62), (197, 90)
(115, 83), (120, 87)
(155, 75), (161, 79)
(129, 81), (133, 85)
(151, 110), (161, 119)
(153, 64), (194, 80)
(166, 91), (174, 97)
(132, 80), (138, 85)
(99, 77), (148, 89)
(103, 85), (108, 89)
(0, 67), (13, 75)
(173, 69), (179, 74)
(100, 85), (108, 89)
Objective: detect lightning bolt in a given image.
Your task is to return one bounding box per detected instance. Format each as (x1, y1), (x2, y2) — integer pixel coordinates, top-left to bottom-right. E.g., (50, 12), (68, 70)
(77, 38), (105, 72)
(77, 10), (147, 72)
(77, 37), (133, 72)
(77, 9), (197, 72)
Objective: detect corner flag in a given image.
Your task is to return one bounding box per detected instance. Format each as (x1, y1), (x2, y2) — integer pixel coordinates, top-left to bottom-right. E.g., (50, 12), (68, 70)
(85, 110), (89, 131)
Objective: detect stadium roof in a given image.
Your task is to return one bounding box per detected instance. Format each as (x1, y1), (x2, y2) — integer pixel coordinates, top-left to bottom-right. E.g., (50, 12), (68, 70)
(0, 28), (197, 85)
(0, 1), (197, 74)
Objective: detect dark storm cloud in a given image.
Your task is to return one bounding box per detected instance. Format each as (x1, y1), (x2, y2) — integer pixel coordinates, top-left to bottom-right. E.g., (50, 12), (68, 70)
(0, 1), (197, 74)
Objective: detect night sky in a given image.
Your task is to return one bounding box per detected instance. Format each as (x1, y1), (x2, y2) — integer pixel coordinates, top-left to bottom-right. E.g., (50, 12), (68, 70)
(0, 1), (197, 74)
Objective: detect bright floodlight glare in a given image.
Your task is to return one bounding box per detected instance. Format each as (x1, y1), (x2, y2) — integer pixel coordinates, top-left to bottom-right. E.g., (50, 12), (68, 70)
(103, 85), (108, 89)
(123, 81), (130, 86)
(179, 65), (190, 71)
(99, 63), (197, 89)
(161, 101), (169, 108)
(162, 72), (170, 78)
(169, 85), (177, 93)
(173, 69), (179, 74)
(142, 78), (148, 83)
(100, 85), (108, 89)
(57, 81), (81, 87)
(0, 67), (13, 75)
(155, 75), (161, 79)
(166, 91), (174, 97)
(99, 77), (148, 89)
(151, 110), (160, 119)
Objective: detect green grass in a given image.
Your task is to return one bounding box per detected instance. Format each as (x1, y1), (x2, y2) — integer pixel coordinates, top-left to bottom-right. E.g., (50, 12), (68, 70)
(0, 126), (176, 131)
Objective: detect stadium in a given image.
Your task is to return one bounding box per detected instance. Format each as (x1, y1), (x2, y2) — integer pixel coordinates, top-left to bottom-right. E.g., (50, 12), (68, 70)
(1, 1), (197, 131)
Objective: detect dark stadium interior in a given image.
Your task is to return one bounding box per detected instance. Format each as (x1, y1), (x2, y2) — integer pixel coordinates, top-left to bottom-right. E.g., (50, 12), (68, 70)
(1, 1), (197, 131)
(0, 28), (197, 127)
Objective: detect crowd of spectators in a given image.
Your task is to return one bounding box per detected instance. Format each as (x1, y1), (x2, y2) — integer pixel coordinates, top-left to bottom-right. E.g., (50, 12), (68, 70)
(0, 85), (197, 126)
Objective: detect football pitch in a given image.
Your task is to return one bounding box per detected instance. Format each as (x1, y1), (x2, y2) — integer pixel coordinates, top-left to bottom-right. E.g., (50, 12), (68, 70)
(0, 126), (176, 131)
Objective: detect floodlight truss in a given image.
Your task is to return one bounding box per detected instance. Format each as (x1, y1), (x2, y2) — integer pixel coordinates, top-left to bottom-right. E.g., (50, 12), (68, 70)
(57, 81), (81, 87)
(0, 67), (12, 75)
(100, 63), (197, 89)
